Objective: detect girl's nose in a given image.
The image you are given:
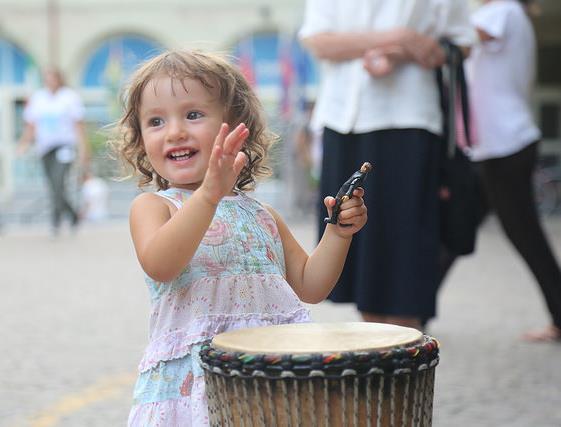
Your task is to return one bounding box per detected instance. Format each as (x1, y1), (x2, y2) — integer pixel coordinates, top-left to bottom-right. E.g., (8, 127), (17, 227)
(166, 120), (188, 142)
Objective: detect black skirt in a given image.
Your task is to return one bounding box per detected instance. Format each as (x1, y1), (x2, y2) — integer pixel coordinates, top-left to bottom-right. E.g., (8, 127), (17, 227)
(319, 127), (441, 318)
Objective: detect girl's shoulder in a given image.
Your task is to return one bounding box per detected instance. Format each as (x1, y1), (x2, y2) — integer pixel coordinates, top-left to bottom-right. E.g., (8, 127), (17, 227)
(131, 190), (177, 217)
(153, 188), (190, 209)
(132, 190), (166, 206)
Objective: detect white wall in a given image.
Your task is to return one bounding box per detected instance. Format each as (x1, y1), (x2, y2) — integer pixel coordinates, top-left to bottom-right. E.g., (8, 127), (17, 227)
(0, 0), (306, 82)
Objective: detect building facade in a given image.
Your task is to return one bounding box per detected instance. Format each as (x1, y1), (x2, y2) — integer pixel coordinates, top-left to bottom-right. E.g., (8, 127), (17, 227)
(0, 0), (317, 199)
(1, 0), (560, 202)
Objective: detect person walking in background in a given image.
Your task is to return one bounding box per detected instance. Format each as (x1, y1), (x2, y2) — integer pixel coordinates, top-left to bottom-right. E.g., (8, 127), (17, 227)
(113, 50), (367, 425)
(17, 67), (90, 236)
(456, 0), (561, 341)
(299, 0), (475, 329)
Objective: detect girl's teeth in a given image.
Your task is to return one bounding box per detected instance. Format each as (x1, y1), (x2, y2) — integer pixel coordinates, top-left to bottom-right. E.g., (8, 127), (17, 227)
(170, 150), (192, 160)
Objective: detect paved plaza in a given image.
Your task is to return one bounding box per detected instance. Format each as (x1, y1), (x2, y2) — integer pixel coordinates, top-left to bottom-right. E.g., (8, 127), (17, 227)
(1, 214), (561, 427)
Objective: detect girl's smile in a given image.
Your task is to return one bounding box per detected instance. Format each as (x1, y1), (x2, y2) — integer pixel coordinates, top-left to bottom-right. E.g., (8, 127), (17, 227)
(167, 148), (196, 162)
(139, 75), (224, 190)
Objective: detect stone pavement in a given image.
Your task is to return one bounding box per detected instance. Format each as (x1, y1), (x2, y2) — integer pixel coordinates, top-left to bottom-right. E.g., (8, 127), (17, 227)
(1, 215), (561, 427)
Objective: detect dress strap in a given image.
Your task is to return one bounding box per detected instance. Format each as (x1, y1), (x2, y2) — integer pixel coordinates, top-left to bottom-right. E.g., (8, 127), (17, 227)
(154, 191), (183, 209)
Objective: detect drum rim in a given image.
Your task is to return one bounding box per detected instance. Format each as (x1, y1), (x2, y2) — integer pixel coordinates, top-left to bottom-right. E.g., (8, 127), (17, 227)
(210, 322), (424, 354)
(199, 334), (439, 380)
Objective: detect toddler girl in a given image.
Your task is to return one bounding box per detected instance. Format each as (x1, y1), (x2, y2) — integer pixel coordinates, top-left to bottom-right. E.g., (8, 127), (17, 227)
(113, 50), (367, 426)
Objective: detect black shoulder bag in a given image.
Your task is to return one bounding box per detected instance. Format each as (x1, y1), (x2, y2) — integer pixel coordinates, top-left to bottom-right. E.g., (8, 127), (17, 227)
(437, 39), (479, 256)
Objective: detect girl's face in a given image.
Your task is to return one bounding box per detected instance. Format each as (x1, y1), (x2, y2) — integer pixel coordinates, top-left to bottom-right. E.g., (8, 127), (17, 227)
(139, 75), (224, 190)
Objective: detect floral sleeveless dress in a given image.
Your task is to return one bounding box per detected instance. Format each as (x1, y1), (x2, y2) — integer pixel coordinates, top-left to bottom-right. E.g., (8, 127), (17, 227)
(128, 188), (311, 426)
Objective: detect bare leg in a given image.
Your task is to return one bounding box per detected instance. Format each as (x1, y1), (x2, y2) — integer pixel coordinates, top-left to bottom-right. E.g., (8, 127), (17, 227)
(385, 315), (422, 330)
(481, 144), (561, 339)
(360, 312), (387, 323)
(521, 325), (561, 342)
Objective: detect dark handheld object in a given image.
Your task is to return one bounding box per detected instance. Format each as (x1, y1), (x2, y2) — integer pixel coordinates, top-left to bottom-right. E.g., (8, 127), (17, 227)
(324, 161), (372, 225)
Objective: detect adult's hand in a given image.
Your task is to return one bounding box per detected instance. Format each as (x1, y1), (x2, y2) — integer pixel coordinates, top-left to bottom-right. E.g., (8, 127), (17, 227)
(363, 45), (407, 77)
(396, 28), (446, 69)
(16, 123), (35, 156)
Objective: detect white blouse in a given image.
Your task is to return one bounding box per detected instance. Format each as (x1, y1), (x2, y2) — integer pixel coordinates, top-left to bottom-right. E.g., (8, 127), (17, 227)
(467, 0), (541, 161)
(23, 87), (85, 157)
(299, 0), (476, 135)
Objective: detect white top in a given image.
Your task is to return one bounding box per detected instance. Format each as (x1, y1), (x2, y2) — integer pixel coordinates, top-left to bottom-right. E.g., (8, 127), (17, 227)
(467, 0), (540, 161)
(299, 0), (476, 134)
(81, 176), (109, 222)
(23, 87), (85, 157)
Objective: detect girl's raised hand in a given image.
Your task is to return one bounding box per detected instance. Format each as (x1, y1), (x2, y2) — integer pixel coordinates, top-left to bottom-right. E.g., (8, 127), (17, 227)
(324, 187), (368, 238)
(200, 123), (249, 205)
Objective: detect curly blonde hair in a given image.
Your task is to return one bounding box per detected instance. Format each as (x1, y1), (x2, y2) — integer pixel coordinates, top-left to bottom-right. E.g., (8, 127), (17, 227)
(112, 49), (275, 191)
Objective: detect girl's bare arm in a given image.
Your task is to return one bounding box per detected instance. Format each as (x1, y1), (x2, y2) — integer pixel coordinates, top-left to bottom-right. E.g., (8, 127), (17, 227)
(266, 188), (367, 303)
(130, 123), (248, 282)
(130, 189), (220, 282)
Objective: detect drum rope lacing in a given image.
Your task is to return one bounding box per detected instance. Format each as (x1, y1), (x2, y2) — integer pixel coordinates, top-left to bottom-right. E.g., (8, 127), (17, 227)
(200, 335), (439, 380)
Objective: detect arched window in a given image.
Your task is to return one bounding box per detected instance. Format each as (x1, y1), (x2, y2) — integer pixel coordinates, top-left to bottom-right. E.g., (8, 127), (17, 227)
(0, 40), (40, 195)
(81, 35), (163, 88)
(80, 35), (163, 127)
(232, 32), (318, 119)
(0, 39), (38, 85)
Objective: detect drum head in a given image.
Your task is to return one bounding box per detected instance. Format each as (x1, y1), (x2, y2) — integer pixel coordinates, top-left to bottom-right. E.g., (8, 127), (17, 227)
(211, 322), (422, 354)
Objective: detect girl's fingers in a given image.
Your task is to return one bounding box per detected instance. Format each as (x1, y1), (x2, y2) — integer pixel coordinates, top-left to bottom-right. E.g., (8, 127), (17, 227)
(352, 187), (365, 197)
(210, 123), (246, 169)
(233, 152), (248, 176)
(338, 199), (366, 222)
(208, 143), (223, 170)
(223, 123), (248, 155)
(339, 208), (367, 228)
(340, 196), (364, 210)
(214, 123), (229, 151)
(323, 196), (335, 218)
(340, 209), (367, 224)
(324, 196), (336, 208)
(236, 128), (250, 151)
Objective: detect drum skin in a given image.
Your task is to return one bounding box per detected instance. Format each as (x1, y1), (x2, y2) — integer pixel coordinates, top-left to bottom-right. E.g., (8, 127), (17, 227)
(200, 322), (439, 427)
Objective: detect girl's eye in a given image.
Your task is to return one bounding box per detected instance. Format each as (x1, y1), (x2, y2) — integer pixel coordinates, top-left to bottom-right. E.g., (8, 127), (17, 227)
(148, 117), (163, 127)
(186, 111), (203, 120)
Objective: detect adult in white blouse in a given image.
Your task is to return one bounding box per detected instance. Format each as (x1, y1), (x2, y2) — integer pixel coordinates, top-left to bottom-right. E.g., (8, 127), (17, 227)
(467, 0), (561, 341)
(18, 68), (90, 236)
(299, 0), (475, 329)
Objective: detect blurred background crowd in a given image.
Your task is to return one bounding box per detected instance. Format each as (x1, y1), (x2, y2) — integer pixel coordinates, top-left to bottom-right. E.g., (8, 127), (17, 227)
(0, 0), (321, 226)
(0, 0), (560, 227)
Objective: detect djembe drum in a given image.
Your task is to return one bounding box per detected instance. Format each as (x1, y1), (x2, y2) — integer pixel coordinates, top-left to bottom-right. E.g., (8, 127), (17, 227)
(200, 322), (439, 427)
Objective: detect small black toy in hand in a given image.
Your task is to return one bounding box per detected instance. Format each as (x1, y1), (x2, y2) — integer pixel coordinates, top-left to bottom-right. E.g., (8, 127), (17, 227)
(325, 162), (372, 225)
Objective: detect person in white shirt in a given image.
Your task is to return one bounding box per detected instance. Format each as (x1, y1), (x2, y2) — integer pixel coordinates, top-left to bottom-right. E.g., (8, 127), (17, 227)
(299, 0), (475, 329)
(18, 68), (90, 235)
(466, 0), (561, 341)
(80, 170), (109, 223)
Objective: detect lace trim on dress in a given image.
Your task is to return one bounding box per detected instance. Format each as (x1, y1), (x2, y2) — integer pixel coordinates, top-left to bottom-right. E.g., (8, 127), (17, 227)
(128, 376), (208, 426)
(138, 308), (311, 373)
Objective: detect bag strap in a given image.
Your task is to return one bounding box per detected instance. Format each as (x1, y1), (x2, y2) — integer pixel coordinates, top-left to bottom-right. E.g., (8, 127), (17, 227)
(436, 39), (472, 157)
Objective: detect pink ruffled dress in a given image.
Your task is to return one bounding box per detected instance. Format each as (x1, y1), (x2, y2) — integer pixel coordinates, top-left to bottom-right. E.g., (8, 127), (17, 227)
(127, 188), (311, 426)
